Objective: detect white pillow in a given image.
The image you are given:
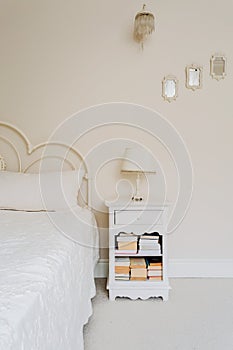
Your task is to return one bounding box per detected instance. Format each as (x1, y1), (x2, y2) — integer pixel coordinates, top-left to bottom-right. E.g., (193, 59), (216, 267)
(0, 170), (85, 211)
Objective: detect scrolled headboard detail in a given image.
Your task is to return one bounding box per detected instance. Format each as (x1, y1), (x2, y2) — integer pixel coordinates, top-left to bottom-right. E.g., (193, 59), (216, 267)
(0, 122), (91, 207)
(0, 154), (6, 171)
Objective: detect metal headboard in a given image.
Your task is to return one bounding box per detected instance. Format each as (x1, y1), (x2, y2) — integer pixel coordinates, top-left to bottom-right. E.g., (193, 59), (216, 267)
(0, 122), (91, 207)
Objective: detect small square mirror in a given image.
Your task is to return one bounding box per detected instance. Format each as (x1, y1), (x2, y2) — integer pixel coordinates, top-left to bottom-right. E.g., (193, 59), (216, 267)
(186, 64), (202, 91)
(210, 54), (226, 81)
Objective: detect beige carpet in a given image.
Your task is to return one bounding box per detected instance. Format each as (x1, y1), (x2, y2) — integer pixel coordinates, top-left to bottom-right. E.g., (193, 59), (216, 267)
(84, 278), (233, 350)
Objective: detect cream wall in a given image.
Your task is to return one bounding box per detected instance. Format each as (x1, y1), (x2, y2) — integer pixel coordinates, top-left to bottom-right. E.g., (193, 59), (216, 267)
(0, 1), (233, 260)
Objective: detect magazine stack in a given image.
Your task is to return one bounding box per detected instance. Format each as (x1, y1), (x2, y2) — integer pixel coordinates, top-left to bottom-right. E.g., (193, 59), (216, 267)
(138, 233), (161, 255)
(115, 232), (138, 254)
(147, 258), (163, 280)
(115, 257), (130, 281)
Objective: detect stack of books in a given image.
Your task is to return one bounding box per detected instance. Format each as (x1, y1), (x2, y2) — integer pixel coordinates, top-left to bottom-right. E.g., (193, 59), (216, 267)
(147, 258), (163, 281)
(115, 232), (138, 254)
(130, 257), (147, 281)
(115, 257), (130, 281)
(138, 233), (161, 255)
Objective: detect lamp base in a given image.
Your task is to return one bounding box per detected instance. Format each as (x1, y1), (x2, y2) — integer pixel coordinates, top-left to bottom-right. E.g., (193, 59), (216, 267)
(132, 173), (143, 201)
(132, 195), (143, 201)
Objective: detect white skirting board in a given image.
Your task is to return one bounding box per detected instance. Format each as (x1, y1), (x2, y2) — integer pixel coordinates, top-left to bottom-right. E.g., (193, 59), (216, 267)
(168, 258), (233, 278)
(94, 258), (233, 278)
(94, 259), (109, 278)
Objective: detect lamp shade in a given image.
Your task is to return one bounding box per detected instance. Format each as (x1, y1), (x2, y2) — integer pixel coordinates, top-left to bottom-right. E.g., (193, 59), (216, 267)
(121, 147), (156, 174)
(134, 4), (155, 48)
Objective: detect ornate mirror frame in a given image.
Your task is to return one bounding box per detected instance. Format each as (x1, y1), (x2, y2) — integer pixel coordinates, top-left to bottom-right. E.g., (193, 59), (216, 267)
(185, 64), (203, 91)
(210, 54), (226, 81)
(162, 75), (178, 102)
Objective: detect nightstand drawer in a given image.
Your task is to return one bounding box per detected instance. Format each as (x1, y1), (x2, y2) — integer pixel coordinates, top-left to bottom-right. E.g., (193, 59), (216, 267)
(114, 210), (163, 225)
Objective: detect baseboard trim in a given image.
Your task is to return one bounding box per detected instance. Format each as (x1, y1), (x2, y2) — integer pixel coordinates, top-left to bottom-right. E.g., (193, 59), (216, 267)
(94, 259), (109, 278)
(94, 258), (233, 278)
(168, 258), (233, 278)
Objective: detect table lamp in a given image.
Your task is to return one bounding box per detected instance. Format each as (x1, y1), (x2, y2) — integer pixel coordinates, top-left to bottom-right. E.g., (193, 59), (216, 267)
(121, 147), (156, 201)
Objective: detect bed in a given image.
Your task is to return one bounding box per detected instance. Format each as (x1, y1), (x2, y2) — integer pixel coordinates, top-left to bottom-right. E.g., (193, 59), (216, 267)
(0, 123), (99, 350)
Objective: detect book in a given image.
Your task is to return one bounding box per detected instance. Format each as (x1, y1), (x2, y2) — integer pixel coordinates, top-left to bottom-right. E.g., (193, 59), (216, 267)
(118, 232), (136, 237)
(148, 270), (162, 277)
(140, 233), (160, 240)
(139, 237), (159, 242)
(139, 239), (159, 244)
(139, 240), (160, 245)
(130, 277), (147, 281)
(148, 276), (163, 281)
(139, 240), (161, 253)
(138, 250), (161, 255)
(116, 233), (138, 242)
(147, 266), (162, 270)
(139, 243), (160, 249)
(118, 241), (137, 250)
(115, 266), (130, 274)
(131, 268), (147, 278)
(147, 257), (162, 265)
(130, 258), (146, 268)
(115, 273), (130, 278)
(147, 260), (162, 268)
(115, 257), (130, 266)
(115, 276), (130, 281)
(115, 249), (137, 254)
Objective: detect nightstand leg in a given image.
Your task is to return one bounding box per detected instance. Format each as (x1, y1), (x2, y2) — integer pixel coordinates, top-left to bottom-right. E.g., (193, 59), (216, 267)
(109, 290), (116, 301)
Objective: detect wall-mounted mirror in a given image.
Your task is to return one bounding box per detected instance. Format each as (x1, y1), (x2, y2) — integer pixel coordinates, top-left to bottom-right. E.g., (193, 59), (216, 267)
(162, 75), (178, 102)
(186, 64), (202, 91)
(210, 54), (226, 81)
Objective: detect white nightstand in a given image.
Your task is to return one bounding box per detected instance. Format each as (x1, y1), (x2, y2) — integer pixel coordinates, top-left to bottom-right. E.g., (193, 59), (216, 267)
(105, 200), (171, 301)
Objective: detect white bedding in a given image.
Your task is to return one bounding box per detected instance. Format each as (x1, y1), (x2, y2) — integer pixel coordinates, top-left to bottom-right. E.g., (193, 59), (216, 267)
(0, 207), (99, 350)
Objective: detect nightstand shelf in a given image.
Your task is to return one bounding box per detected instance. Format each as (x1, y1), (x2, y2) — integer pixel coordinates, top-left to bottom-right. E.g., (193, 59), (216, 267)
(105, 200), (171, 301)
(115, 252), (163, 257)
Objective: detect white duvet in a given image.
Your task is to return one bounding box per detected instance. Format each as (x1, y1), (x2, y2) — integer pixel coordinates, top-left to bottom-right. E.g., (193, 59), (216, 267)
(0, 207), (99, 350)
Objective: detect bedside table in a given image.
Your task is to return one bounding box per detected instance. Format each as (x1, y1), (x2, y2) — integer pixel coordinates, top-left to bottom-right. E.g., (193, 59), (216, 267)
(105, 200), (171, 301)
